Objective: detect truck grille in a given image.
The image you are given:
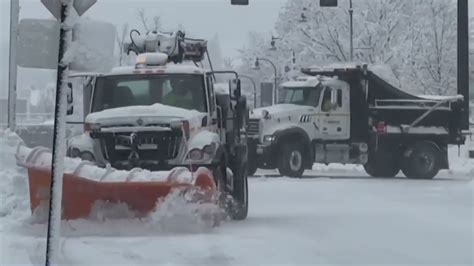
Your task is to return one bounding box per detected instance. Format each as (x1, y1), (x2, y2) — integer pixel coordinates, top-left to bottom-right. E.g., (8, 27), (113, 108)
(91, 130), (182, 166)
(247, 119), (260, 136)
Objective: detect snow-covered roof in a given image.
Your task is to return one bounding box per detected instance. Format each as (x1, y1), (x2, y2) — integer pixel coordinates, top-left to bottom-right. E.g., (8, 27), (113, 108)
(282, 75), (341, 89)
(282, 76), (321, 88)
(307, 62), (365, 72)
(69, 72), (102, 78)
(106, 64), (208, 76)
(214, 83), (230, 95)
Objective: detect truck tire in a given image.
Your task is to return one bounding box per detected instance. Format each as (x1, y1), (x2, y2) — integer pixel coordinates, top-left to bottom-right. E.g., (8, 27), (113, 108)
(247, 139), (258, 176)
(364, 154), (400, 178)
(278, 141), (305, 178)
(401, 142), (441, 180)
(228, 164), (249, 220)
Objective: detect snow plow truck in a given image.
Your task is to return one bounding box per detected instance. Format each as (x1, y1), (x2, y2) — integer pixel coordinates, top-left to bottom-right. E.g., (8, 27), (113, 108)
(247, 64), (469, 179)
(17, 30), (249, 221)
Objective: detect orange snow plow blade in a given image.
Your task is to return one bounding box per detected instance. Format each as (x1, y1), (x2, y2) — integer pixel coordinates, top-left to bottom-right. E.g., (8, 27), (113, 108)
(26, 166), (216, 220)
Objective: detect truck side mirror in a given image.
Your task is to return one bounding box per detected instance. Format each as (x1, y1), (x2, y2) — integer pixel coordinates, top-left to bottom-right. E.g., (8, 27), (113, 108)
(330, 88), (338, 110)
(236, 95), (247, 128)
(67, 82), (74, 115)
(229, 78), (242, 100)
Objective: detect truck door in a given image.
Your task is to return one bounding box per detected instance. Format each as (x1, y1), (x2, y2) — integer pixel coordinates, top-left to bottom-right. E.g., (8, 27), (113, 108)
(66, 75), (97, 136)
(319, 84), (350, 140)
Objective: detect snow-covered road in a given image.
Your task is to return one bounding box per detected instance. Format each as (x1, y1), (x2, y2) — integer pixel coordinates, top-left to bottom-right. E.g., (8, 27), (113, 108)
(2, 174), (473, 266)
(1, 132), (473, 266)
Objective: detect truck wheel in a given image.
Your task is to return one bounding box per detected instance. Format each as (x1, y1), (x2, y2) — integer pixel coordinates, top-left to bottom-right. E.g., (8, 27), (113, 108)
(402, 142), (441, 180)
(278, 141), (305, 178)
(247, 139), (258, 176)
(228, 165), (249, 220)
(364, 154), (400, 178)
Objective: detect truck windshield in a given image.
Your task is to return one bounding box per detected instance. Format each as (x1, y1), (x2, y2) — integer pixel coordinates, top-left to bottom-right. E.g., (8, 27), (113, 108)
(280, 86), (323, 107)
(91, 74), (207, 113)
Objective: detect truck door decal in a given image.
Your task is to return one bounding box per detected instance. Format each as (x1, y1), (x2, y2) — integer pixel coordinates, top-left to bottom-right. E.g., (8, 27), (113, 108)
(299, 115), (313, 123)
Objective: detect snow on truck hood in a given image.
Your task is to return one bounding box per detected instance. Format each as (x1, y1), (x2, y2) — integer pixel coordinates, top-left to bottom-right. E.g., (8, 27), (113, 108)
(250, 104), (313, 119)
(86, 104), (204, 125)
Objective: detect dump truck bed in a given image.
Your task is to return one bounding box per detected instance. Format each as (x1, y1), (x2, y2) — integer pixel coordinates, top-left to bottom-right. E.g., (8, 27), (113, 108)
(301, 66), (466, 144)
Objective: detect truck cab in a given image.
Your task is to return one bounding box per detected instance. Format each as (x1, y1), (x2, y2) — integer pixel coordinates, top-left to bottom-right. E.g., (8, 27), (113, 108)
(248, 64), (467, 180)
(68, 59), (221, 171)
(67, 33), (250, 219)
(248, 75), (367, 177)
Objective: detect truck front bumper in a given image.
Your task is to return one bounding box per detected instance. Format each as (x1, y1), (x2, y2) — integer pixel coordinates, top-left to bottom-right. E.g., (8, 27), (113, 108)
(248, 138), (277, 168)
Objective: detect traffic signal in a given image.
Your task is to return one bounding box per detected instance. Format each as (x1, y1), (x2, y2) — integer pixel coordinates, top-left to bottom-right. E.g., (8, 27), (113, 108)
(320, 0), (338, 7)
(231, 0), (249, 5)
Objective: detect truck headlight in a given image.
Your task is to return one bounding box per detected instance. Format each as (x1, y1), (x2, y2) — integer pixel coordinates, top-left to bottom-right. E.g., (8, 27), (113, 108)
(68, 148), (80, 158)
(80, 151), (95, 162)
(263, 135), (275, 143)
(189, 149), (205, 161)
(188, 143), (218, 162)
(359, 143), (369, 153)
(203, 143), (217, 154)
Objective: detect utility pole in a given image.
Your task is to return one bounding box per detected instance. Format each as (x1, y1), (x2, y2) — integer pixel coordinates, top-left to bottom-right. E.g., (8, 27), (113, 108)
(458, 0), (469, 130)
(8, 0), (19, 131)
(349, 0), (353, 61)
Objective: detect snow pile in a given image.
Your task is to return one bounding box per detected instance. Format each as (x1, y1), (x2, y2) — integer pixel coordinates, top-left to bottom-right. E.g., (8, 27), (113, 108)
(311, 163), (365, 175)
(445, 141), (474, 177)
(7, 191), (221, 238)
(147, 190), (223, 233)
(0, 129), (31, 222)
(15, 143), (195, 183)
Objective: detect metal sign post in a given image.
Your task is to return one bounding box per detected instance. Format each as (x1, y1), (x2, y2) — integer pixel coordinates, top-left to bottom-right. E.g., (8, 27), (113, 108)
(8, 0), (19, 131)
(39, 1), (98, 265)
(45, 3), (68, 265)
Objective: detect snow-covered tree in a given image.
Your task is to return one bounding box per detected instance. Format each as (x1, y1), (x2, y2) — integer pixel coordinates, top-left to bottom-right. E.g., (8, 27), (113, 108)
(137, 9), (161, 33)
(399, 0), (457, 95)
(238, 0), (458, 96)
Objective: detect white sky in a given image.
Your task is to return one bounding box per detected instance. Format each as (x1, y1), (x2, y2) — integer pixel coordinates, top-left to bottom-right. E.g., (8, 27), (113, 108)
(1, 0), (287, 58)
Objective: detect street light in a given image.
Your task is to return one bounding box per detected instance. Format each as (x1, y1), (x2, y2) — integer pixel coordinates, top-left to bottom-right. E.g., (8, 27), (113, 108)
(253, 57), (278, 105)
(239, 75), (258, 108)
(270, 36), (281, 51)
(299, 8), (308, 23)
